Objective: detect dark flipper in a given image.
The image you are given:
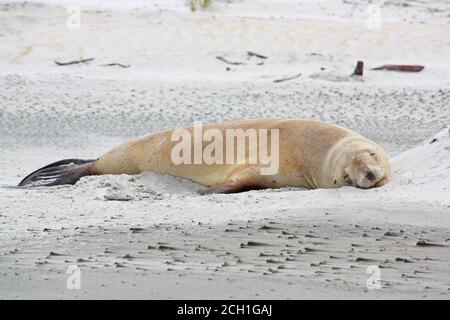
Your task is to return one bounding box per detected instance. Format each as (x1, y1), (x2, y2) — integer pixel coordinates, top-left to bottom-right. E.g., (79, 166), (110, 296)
(18, 159), (96, 187)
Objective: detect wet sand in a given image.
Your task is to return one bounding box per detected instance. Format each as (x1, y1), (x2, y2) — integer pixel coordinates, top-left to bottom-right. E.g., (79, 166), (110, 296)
(1, 217), (449, 299)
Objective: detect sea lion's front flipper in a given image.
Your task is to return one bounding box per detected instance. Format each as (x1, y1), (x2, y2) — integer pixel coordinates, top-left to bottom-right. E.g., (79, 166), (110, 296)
(198, 167), (266, 195)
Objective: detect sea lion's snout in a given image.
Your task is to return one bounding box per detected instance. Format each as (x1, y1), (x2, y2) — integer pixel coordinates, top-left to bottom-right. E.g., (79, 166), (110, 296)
(350, 165), (382, 189)
(365, 169), (376, 181)
(357, 165), (383, 188)
(346, 149), (388, 189)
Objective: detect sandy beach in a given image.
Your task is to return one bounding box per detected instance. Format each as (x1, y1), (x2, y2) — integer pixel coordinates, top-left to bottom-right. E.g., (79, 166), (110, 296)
(0, 0), (449, 299)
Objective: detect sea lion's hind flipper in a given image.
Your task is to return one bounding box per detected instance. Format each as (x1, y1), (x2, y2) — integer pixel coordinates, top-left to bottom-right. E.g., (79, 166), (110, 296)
(18, 159), (96, 187)
(198, 167), (266, 195)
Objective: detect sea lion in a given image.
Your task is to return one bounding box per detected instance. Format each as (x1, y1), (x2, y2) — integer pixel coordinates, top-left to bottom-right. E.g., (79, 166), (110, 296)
(19, 118), (390, 194)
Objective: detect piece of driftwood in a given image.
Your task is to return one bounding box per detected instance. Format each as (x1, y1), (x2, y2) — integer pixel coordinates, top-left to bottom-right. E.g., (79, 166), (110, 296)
(54, 57), (95, 66)
(104, 195), (133, 201)
(247, 51), (268, 59)
(416, 240), (447, 247)
(216, 56), (245, 65)
(371, 64), (425, 72)
(352, 60), (364, 76)
(102, 63), (130, 68)
(273, 73), (301, 83)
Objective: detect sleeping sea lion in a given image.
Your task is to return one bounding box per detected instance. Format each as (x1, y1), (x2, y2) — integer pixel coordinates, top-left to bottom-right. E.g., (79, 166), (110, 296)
(19, 118), (390, 194)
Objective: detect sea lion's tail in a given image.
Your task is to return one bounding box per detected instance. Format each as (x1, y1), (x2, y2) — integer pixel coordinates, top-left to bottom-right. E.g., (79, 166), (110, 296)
(18, 159), (97, 187)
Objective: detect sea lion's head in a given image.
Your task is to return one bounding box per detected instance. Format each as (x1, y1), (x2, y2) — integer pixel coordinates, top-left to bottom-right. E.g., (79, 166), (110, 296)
(342, 148), (390, 189)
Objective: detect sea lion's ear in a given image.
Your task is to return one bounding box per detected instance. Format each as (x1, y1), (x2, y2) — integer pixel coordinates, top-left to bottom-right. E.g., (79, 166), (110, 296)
(345, 151), (356, 163)
(344, 165), (350, 174)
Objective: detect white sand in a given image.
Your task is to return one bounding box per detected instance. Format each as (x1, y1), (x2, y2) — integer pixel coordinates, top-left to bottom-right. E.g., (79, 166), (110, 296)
(0, 0), (449, 299)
